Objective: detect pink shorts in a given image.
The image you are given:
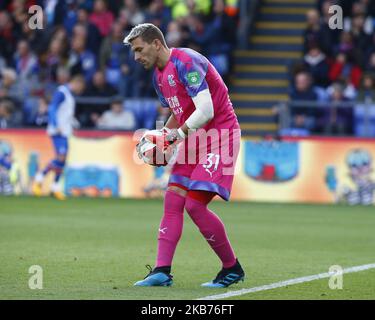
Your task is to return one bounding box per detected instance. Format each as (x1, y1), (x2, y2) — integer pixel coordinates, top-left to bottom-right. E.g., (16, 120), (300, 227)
(168, 127), (241, 201)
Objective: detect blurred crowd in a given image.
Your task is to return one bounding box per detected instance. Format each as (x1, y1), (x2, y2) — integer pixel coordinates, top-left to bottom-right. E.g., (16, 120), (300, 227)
(0, 0), (238, 129)
(288, 0), (375, 136)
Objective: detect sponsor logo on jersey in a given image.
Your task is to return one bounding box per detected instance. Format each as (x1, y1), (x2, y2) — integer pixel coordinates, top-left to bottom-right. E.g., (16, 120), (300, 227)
(166, 96), (183, 114)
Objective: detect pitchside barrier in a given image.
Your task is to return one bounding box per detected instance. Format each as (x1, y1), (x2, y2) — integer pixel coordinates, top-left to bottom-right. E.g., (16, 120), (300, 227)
(277, 100), (375, 137)
(0, 129), (375, 205)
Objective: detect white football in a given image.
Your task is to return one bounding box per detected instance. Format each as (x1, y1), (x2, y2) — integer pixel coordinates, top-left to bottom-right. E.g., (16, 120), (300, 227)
(138, 130), (176, 166)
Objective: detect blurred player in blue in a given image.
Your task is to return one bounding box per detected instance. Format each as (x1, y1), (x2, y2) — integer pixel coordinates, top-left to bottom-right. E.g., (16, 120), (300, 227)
(32, 74), (85, 200)
(0, 140), (14, 195)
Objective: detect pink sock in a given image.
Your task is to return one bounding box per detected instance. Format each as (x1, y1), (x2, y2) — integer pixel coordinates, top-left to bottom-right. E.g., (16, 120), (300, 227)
(185, 197), (237, 268)
(155, 190), (185, 267)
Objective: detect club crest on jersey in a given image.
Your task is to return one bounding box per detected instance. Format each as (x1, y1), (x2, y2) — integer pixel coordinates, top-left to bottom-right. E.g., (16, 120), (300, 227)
(187, 71), (200, 85)
(168, 74), (176, 87)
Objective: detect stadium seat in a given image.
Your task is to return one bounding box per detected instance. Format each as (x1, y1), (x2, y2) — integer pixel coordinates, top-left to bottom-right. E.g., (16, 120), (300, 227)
(23, 98), (40, 125)
(354, 104), (375, 137)
(123, 99), (158, 129)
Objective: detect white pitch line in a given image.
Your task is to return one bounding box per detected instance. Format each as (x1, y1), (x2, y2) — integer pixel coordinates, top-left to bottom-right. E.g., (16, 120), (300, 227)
(197, 263), (375, 300)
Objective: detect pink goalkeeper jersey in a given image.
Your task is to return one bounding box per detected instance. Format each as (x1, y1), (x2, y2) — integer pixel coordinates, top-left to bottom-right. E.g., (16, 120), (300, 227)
(153, 48), (239, 131)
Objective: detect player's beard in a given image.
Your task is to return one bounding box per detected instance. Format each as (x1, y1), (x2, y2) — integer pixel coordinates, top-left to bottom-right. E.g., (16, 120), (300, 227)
(143, 55), (158, 70)
(143, 62), (152, 70)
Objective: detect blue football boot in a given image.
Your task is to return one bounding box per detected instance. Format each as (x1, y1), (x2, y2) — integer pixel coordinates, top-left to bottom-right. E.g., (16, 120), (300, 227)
(134, 265), (173, 287)
(201, 259), (245, 288)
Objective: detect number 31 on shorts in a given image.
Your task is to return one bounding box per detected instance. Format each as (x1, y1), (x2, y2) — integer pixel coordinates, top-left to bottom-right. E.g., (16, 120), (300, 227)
(202, 153), (220, 177)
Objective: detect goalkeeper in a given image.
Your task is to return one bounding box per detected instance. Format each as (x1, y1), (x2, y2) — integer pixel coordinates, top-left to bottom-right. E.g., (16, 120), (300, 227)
(125, 23), (244, 288)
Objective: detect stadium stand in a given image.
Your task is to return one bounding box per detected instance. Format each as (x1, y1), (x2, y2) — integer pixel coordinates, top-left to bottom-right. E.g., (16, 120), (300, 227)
(285, 0), (375, 137)
(231, 0), (375, 138)
(230, 0), (315, 138)
(0, 0), (239, 131)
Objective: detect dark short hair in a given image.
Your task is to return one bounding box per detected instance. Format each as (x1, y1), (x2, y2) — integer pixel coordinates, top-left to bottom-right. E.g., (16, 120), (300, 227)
(71, 74), (85, 84)
(123, 23), (167, 47)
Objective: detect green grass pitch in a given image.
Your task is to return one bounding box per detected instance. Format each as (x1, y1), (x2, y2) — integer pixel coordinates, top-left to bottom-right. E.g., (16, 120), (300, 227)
(0, 196), (374, 300)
